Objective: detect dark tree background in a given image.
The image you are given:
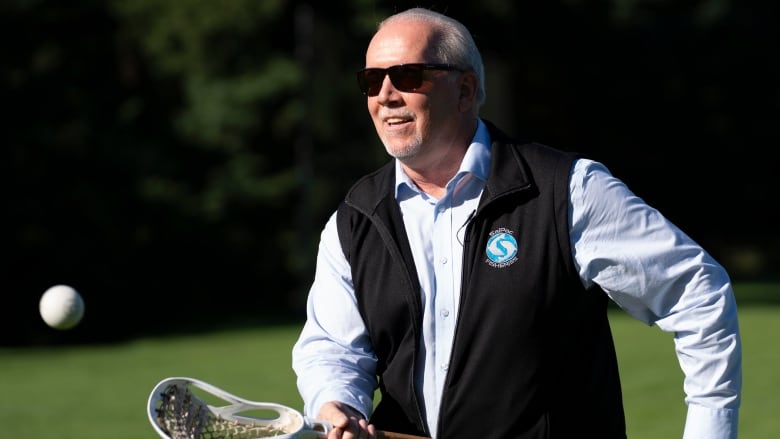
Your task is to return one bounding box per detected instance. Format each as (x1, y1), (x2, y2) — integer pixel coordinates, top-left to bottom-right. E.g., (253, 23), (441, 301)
(4, 0), (777, 346)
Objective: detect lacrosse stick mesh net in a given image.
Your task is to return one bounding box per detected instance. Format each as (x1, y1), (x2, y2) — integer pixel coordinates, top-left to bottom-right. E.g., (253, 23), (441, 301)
(154, 383), (288, 439)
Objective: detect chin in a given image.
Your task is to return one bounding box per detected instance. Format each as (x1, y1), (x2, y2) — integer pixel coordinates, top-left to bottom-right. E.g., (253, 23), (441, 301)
(382, 134), (422, 158)
(383, 142), (416, 160)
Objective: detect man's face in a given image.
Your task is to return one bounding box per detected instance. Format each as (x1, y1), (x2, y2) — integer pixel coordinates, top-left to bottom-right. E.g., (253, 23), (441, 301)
(363, 19), (465, 166)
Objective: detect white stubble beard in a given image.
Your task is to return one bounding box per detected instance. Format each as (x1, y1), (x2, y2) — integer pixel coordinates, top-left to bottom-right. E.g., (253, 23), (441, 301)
(382, 133), (423, 160)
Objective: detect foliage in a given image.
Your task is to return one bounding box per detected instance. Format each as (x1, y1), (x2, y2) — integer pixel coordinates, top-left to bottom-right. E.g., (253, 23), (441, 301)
(4, 0), (382, 345)
(111, 0), (302, 218)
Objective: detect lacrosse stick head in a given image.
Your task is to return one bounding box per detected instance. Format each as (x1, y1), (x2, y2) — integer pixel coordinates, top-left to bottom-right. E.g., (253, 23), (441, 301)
(147, 376), (330, 439)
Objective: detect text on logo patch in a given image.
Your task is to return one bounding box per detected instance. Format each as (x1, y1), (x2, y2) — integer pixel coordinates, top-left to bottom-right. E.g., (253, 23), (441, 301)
(485, 228), (518, 268)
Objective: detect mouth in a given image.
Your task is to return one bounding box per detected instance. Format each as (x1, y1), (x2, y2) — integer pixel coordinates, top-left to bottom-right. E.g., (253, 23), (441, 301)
(383, 115), (414, 127)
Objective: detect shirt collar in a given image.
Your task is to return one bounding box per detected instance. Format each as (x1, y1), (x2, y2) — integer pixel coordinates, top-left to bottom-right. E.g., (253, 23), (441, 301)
(395, 118), (492, 199)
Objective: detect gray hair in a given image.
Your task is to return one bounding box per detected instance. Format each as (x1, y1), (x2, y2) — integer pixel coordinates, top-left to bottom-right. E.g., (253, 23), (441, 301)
(379, 8), (486, 112)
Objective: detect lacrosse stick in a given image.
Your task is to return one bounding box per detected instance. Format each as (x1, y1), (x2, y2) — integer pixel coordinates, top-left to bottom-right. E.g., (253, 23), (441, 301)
(148, 376), (429, 439)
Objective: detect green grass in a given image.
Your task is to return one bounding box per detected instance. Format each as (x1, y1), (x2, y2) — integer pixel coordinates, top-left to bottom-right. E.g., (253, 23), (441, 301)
(613, 306), (779, 438)
(612, 280), (779, 438)
(1, 283), (777, 438)
(0, 326), (303, 438)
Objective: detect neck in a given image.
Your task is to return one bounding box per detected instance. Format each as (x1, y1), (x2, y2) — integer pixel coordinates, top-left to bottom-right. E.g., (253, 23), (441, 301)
(401, 137), (470, 199)
(403, 117), (478, 198)
(396, 117), (478, 198)
(402, 164), (458, 199)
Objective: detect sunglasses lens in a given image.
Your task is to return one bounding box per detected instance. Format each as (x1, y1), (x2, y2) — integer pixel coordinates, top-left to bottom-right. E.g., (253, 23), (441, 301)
(388, 65), (424, 93)
(357, 69), (385, 96)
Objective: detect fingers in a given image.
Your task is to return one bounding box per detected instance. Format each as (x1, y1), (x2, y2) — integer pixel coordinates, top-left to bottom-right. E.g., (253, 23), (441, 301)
(328, 417), (373, 439)
(318, 401), (376, 439)
(319, 401), (350, 430)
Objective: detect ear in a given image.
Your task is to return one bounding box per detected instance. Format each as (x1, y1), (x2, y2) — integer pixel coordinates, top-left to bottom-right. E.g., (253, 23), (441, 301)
(457, 71), (479, 113)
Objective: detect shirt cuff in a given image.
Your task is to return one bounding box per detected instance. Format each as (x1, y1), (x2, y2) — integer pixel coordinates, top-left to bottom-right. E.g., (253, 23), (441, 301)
(683, 404), (739, 439)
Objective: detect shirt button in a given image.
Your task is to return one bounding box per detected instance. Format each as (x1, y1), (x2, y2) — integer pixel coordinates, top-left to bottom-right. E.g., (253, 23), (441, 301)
(440, 363), (449, 371)
(440, 257), (448, 264)
(440, 309), (450, 318)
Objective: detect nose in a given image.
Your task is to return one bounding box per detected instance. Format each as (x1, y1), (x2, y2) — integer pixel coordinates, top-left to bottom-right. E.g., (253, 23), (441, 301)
(375, 74), (401, 103)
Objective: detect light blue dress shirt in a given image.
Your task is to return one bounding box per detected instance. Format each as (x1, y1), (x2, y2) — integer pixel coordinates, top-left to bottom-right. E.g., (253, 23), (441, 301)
(292, 119), (741, 438)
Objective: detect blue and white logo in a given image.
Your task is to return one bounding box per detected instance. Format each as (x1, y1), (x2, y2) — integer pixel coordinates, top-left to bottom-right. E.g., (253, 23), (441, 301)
(485, 228), (518, 267)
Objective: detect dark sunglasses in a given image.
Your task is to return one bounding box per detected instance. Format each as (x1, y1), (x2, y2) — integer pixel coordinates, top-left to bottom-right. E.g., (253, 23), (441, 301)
(356, 63), (463, 97)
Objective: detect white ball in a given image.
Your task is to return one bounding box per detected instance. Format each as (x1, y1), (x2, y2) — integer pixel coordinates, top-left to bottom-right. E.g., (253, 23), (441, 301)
(39, 284), (85, 330)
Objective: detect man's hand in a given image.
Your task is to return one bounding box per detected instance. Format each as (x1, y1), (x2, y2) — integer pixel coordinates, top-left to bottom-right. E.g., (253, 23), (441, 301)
(318, 401), (377, 439)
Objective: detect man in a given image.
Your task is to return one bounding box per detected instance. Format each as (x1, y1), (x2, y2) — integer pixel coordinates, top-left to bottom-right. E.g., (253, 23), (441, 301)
(293, 7), (741, 439)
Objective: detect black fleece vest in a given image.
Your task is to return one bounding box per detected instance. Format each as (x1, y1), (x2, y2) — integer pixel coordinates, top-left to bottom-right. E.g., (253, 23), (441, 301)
(336, 122), (626, 439)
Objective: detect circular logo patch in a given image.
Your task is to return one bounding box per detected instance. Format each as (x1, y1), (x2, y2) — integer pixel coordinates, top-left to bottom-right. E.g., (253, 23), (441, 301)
(486, 231), (518, 267)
